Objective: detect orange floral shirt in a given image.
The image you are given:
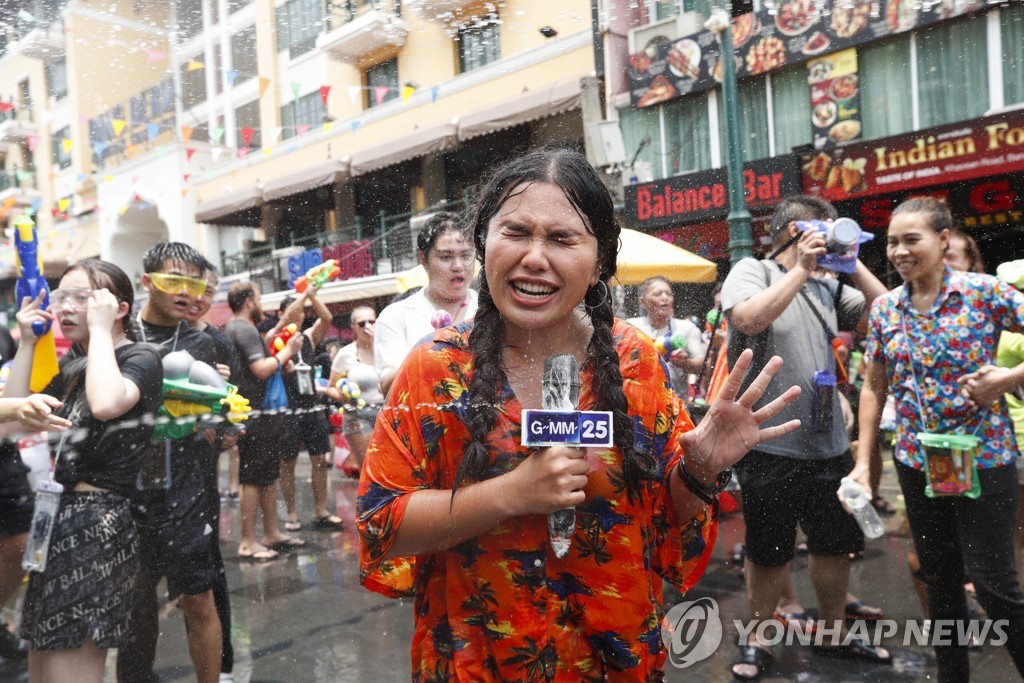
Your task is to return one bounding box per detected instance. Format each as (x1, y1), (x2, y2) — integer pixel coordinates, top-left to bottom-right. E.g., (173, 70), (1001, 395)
(357, 320), (718, 682)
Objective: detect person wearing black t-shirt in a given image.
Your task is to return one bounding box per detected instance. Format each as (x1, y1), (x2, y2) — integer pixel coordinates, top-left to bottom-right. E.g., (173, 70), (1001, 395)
(8, 259), (163, 683)
(225, 282), (304, 562)
(185, 258), (241, 680)
(116, 243), (223, 683)
(274, 291), (342, 531)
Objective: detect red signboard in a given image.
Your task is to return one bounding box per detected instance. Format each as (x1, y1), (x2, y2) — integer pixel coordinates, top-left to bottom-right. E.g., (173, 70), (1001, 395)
(803, 111), (1024, 202)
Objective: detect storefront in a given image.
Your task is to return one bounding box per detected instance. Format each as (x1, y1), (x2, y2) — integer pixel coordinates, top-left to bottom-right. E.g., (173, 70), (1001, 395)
(802, 109), (1024, 275)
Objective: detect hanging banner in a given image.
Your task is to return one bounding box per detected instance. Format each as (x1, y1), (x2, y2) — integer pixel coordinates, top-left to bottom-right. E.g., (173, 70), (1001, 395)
(807, 48), (862, 150)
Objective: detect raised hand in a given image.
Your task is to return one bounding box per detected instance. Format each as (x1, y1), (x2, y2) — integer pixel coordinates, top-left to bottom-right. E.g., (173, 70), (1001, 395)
(16, 395), (71, 432)
(15, 292), (53, 342)
(680, 348), (801, 485)
(86, 288), (121, 332)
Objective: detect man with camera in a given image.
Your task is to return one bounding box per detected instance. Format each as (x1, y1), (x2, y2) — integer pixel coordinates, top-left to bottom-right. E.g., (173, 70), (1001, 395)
(721, 195), (888, 680)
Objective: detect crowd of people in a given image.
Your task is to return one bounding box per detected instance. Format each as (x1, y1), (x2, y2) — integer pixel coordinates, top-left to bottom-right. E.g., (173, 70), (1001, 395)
(0, 147), (1020, 682)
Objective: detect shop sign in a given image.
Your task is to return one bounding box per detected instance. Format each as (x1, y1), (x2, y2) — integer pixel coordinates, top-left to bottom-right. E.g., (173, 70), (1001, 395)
(803, 111), (1024, 202)
(837, 174), (1024, 232)
(624, 155), (801, 230)
(807, 48), (862, 150)
(629, 0), (986, 109)
(287, 239), (374, 286)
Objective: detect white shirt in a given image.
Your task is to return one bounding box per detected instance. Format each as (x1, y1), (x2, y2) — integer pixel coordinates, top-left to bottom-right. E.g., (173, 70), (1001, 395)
(332, 342), (385, 405)
(374, 288), (479, 379)
(625, 315), (705, 395)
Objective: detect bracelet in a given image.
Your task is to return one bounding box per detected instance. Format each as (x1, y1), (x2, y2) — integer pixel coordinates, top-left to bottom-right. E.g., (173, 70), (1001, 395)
(271, 354), (281, 368)
(676, 461), (732, 506)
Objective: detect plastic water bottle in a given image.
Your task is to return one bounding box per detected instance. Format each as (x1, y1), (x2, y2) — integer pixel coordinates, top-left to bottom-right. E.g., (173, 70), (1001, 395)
(838, 477), (884, 539)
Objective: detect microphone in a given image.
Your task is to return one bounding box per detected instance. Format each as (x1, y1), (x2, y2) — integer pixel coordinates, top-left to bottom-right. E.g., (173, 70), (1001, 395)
(543, 354), (580, 559)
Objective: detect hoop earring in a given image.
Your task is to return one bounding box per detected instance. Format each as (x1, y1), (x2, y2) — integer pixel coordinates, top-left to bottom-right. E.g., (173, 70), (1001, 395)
(584, 280), (611, 312)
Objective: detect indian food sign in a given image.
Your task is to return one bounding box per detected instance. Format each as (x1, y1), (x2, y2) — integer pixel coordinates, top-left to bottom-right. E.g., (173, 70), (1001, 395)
(629, 0), (986, 108)
(807, 48), (862, 150)
(803, 111), (1024, 202)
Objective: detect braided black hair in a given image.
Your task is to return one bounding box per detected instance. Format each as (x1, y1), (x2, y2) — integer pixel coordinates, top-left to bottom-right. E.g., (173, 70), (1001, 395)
(451, 147), (657, 501)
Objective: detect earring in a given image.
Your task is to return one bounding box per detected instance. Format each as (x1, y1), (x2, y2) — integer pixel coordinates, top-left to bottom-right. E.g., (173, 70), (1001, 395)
(583, 281), (611, 312)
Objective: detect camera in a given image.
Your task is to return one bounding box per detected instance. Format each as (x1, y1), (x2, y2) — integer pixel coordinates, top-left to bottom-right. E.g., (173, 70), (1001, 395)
(795, 217), (872, 274)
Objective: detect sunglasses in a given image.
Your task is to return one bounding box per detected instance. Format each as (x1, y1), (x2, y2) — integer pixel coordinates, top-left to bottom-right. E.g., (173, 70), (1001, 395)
(51, 288), (94, 310)
(148, 272), (208, 297)
(356, 319), (376, 328)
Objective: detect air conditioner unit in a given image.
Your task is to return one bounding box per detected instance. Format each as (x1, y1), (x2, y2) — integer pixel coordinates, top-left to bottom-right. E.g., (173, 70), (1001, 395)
(627, 13), (708, 54)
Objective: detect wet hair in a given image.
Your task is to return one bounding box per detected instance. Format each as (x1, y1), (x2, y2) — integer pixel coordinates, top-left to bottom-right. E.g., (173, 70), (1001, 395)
(142, 242), (205, 276)
(891, 196), (953, 234)
(62, 259), (138, 341)
(416, 211), (471, 259)
(769, 195), (838, 243)
(638, 276), (671, 297)
(350, 305), (375, 326)
(948, 228), (985, 273)
(452, 147), (654, 502)
(279, 296), (296, 313)
(201, 257), (217, 275)
(227, 282), (256, 313)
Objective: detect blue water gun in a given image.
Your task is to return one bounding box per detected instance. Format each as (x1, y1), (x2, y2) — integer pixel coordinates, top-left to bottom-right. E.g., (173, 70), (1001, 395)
(14, 214), (59, 392)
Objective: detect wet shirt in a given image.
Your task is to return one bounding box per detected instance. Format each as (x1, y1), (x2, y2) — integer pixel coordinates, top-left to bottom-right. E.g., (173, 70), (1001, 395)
(865, 267), (1024, 469)
(357, 321), (718, 682)
(281, 334), (319, 408)
(44, 343), (162, 495)
(225, 318), (269, 407)
(199, 323), (243, 388)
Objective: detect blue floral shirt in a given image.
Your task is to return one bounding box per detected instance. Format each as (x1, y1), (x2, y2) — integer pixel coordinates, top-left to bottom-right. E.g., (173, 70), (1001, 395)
(865, 267), (1024, 470)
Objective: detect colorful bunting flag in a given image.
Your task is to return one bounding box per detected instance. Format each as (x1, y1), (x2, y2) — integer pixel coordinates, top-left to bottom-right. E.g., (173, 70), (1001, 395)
(27, 135), (39, 152)
(320, 85), (331, 105)
(259, 77), (271, 97)
(226, 70), (239, 86)
(186, 147), (196, 161)
(262, 147), (272, 158)
(241, 128), (255, 146)
(374, 86), (389, 105)
(348, 87), (360, 105)
(92, 141), (109, 157)
(112, 119), (127, 136)
(431, 86), (440, 103)
(402, 85), (415, 103)
(146, 50), (166, 63)
(0, 102), (13, 113)
(350, 120), (361, 134)
(181, 126), (194, 142)
(183, 174), (191, 183)
(238, 148), (251, 159)
(211, 147), (224, 162)
(187, 60), (204, 71)
(61, 138), (73, 153)
(211, 127), (224, 143)
(323, 121), (335, 133)
(295, 124), (309, 137)
(291, 82), (301, 102)
(146, 122), (160, 140)
(57, 198), (70, 212)
(269, 127), (281, 143)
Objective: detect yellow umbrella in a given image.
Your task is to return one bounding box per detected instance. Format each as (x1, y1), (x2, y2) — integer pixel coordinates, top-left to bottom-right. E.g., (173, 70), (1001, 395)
(613, 228), (718, 285)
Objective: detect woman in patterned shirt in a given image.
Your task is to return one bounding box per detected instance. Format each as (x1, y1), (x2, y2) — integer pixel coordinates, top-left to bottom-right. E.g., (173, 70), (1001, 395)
(853, 196), (1024, 681)
(356, 148), (800, 681)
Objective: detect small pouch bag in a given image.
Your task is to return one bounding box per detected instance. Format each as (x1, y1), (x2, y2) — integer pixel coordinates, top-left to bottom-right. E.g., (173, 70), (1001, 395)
(918, 432), (981, 499)
(23, 479), (64, 573)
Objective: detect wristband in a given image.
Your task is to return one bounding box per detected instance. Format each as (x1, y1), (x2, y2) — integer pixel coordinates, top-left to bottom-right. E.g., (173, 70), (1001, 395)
(676, 460), (731, 506)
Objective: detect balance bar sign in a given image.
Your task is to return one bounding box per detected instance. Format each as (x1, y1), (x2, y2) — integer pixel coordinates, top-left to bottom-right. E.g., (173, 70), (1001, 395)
(521, 410), (614, 448)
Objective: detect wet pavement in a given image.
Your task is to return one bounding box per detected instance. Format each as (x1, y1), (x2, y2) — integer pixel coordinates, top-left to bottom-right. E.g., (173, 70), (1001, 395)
(0, 454), (1020, 682)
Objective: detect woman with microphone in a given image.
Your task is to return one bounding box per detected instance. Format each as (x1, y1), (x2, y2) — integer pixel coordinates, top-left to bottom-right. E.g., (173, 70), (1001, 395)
(356, 148), (802, 680)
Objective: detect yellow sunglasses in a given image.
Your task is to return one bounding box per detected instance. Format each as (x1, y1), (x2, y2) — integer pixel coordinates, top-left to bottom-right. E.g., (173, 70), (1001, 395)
(148, 272), (208, 297)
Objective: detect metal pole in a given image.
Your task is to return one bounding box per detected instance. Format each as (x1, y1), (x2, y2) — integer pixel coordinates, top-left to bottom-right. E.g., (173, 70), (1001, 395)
(709, 6), (753, 263)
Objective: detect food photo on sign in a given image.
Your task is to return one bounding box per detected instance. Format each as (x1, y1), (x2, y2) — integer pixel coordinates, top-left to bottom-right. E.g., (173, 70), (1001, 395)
(806, 48), (863, 151)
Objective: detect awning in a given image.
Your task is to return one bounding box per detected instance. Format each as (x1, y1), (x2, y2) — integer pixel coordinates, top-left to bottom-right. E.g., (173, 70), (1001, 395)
(457, 79), (583, 142)
(350, 119), (459, 176)
(613, 229), (718, 285)
(195, 186), (262, 224)
(259, 270), (413, 309)
(262, 157), (350, 202)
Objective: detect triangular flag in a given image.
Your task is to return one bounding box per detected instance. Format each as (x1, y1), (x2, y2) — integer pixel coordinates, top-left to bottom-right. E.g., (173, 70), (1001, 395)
(295, 124), (309, 137)
(146, 50), (166, 63)
(374, 86), (389, 105)
(291, 82), (301, 102)
(186, 147), (196, 161)
(187, 60), (204, 71)
(241, 128), (254, 146)
(58, 198), (70, 212)
(146, 122), (160, 140)
(211, 127), (224, 144)
(320, 85), (331, 105)
(93, 141), (109, 157)
(0, 102), (13, 113)
(211, 147), (224, 162)
(16, 170), (32, 182)
(238, 148), (251, 159)
(431, 86), (440, 103)
(348, 86), (360, 105)
(402, 85), (414, 103)
(323, 121), (335, 133)
(30, 198), (43, 211)
(119, 205), (128, 215)
(226, 70), (239, 86)
(156, 146), (169, 158)
(262, 147), (272, 158)
(182, 189), (189, 198)
(269, 127), (281, 143)
(180, 126), (194, 142)
(61, 138), (73, 153)
(27, 135), (39, 151)
(259, 77), (271, 97)
(183, 174), (191, 183)
(103, 175), (114, 182)
(351, 120), (361, 134)
(112, 119), (126, 136)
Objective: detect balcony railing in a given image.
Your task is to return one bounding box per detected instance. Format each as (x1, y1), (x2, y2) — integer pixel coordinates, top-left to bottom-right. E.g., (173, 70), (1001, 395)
(11, 0), (68, 60)
(221, 197), (468, 293)
(318, 0), (407, 60)
(326, 0), (401, 29)
(0, 170), (38, 193)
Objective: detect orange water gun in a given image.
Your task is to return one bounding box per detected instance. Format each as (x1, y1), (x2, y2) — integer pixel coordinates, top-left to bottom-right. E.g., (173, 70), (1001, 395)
(294, 259), (340, 293)
(270, 323), (298, 353)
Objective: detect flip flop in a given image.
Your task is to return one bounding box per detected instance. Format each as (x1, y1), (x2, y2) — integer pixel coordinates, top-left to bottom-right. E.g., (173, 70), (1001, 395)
(813, 638), (892, 664)
(238, 547), (279, 562)
(311, 515), (344, 531)
(871, 496), (897, 516)
(774, 608), (816, 633)
(732, 644), (774, 680)
(269, 537), (307, 552)
(283, 520), (303, 532)
(845, 600), (884, 621)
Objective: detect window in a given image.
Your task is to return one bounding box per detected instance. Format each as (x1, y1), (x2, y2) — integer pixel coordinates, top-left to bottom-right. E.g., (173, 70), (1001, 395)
(916, 13), (988, 129)
(175, 0), (204, 43)
(651, 0), (713, 20)
(18, 79), (31, 111)
(619, 106), (661, 179)
(771, 66), (810, 154)
(52, 125), (72, 169)
(719, 77), (770, 163)
(235, 100), (261, 148)
(228, 0), (252, 12)
(230, 25), (257, 86)
(46, 58), (67, 100)
(282, 91), (326, 139)
(277, 0), (323, 59)
(1002, 4), (1024, 106)
(859, 35), (912, 140)
(365, 59), (399, 109)
(180, 58), (207, 110)
(665, 92), (712, 174)
(458, 16), (500, 73)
